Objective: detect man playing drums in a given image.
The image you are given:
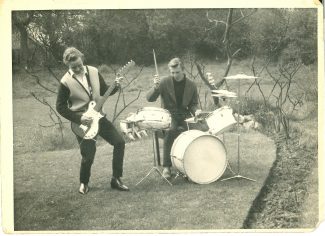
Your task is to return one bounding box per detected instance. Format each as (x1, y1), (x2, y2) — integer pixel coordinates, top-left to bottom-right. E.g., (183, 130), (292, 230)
(146, 58), (202, 178)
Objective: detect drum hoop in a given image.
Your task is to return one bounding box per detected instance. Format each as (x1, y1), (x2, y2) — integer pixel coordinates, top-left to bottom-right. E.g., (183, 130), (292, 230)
(137, 107), (170, 114)
(173, 132), (228, 184)
(139, 119), (167, 122)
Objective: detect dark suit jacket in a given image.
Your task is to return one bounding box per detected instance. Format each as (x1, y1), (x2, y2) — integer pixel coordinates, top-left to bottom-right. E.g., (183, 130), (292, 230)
(146, 75), (199, 117)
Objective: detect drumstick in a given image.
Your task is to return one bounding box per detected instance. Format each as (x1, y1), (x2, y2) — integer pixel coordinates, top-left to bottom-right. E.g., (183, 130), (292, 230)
(153, 49), (159, 77)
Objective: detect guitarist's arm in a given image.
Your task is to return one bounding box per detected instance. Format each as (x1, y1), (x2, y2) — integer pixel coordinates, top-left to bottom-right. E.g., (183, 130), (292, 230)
(56, 83), (83, 124)
(99, 73), (119, 96)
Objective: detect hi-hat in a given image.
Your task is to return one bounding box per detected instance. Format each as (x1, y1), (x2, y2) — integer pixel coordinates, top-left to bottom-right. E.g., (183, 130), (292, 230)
(224, 73), (258, 80)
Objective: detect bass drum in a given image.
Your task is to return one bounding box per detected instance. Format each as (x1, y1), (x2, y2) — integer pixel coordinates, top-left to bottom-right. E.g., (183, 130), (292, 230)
(171, 130), (227, 184)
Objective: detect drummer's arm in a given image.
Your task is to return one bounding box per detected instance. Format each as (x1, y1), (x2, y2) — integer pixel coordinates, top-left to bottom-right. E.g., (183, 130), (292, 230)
(146, 85), (160, 102)
(212, 96), (219, 106)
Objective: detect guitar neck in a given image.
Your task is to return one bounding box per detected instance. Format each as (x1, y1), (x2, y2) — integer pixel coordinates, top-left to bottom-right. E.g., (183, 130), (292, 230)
(91, 60), (134, 112)
(93, 82), (117, 111)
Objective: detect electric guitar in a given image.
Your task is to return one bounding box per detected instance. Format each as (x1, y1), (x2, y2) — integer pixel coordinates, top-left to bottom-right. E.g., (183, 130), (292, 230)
(71, 60), (135, 139)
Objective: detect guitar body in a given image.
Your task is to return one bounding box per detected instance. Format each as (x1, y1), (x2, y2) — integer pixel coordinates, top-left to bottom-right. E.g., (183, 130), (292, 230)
(71, 101), (104, 139)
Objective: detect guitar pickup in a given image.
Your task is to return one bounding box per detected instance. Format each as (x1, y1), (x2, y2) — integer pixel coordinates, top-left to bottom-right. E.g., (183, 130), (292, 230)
(79, 124), (88, 132)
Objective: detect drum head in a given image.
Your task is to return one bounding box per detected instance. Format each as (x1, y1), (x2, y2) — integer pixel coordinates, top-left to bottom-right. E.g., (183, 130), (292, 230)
(183, 135), (227, 184)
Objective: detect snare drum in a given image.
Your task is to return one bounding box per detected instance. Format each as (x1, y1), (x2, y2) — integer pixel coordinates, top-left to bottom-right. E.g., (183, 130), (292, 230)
(171, 130), (227, 184)
(136, 107), (171, 130)
(205, 106), (236, 135)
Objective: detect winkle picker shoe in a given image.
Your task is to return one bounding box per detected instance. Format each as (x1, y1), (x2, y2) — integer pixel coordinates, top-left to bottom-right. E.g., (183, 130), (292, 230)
(111, 177), (129, 191)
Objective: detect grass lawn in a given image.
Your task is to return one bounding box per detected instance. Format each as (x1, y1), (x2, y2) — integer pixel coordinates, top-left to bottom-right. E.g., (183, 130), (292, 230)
(10, 60), (318, 231)
(14, 130), (275, 231)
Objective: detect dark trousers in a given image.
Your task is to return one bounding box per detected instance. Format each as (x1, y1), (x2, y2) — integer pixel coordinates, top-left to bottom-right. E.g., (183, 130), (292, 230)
(162, 116), (209, 167)
(76, 118), (125, 184)
(163, 118), (188, 167)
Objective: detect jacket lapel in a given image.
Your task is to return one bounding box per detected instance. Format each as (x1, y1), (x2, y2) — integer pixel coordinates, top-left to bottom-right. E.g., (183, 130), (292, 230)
(167, 76), (176, 104)
(182, 77), (192, 107)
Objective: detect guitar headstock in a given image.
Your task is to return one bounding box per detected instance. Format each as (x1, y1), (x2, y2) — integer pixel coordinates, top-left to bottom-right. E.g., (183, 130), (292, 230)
(117, 60), (135, 76)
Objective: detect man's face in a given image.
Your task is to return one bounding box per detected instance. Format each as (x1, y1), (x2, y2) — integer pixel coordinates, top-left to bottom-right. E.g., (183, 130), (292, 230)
(169, 65), (184, 81)
(68, 57), (84, 76)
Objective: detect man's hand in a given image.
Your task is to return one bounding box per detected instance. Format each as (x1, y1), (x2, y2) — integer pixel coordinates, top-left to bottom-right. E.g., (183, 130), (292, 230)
(195, 109), (202, 117)
(81, 115), (93, 126)
(115, 76), (123, 87)
(206, 72), (215, 86)
(153, 74), (160, 89)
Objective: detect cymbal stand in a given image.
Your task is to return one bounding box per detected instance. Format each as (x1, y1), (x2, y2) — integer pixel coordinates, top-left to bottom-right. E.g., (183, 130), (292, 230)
(221, 77), (256, 182)
(136, 130), (173, 186)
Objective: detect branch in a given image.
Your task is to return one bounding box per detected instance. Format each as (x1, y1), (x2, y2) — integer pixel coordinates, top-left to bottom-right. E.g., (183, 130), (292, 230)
(232, 48), (241, 58)
(195, 63), (215, 90)
(47, 67), (60, 83)
(231, 9), (258, 26)
(25, 69), (57, 94)
(30, 92), (64, 141)
(112, 90), (142, 123)
(122, 66), (144, 90)
(30, 92), (59, 118)
(206, 11), (227, 26)
(266, 66), (283, 100)
(222, 9), (233, 44)
(204, 25), (218, 32)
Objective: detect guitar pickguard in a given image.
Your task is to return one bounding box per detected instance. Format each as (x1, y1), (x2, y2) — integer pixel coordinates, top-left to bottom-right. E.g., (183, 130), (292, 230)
(72, 101), (104, 139)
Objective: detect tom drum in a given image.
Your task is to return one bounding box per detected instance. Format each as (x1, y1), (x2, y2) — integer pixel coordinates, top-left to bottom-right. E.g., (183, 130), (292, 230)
(136, 107), (171, 130)
(205, 106), (236, 135)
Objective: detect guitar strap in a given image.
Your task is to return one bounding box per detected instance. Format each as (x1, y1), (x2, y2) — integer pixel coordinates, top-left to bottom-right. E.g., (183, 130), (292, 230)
(85, 66), (93, 100)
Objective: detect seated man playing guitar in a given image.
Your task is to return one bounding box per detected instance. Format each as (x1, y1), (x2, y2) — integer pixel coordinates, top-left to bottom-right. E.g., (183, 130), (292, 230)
(56, 47), (129, 194)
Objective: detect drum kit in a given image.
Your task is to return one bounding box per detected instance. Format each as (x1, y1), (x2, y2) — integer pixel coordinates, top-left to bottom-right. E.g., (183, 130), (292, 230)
(128, 73), (258, 186)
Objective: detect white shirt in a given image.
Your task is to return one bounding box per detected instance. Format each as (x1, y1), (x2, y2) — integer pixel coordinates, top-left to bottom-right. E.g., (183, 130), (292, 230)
(69, 66), (90, 93)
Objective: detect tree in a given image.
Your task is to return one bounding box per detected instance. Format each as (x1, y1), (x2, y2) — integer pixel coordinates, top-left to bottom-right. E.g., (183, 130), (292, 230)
(12, 11), (35, 69)
(28, 10), (87, 65)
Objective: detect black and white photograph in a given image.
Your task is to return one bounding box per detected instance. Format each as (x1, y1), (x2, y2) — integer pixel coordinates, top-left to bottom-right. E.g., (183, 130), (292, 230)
(0, 0), (323, 233)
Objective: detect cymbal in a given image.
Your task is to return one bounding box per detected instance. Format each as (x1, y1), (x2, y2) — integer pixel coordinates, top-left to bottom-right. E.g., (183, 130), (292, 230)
(211, 89), (233, 93)
(211, 89), (237, 98)
(212, 93), (237, 98)
(224, 73), (258, 80)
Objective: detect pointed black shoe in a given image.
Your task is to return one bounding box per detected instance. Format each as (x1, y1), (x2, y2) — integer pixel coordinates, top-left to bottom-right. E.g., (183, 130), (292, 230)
(111, 177), (129, 191)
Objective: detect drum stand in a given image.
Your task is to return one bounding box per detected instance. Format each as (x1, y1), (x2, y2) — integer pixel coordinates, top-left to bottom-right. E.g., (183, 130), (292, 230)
(221, 75), (256, 182)
(136, 130), (173, 186)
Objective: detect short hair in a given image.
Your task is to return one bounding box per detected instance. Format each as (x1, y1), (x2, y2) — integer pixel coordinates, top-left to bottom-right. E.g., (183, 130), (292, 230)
(168, 57), (184, 70)
(62, 47), (84, 65)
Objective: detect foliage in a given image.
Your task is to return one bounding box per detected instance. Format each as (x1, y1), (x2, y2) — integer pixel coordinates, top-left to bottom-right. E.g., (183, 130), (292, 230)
(246, 9), (317, 64)
(12, 9), (317, 67)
